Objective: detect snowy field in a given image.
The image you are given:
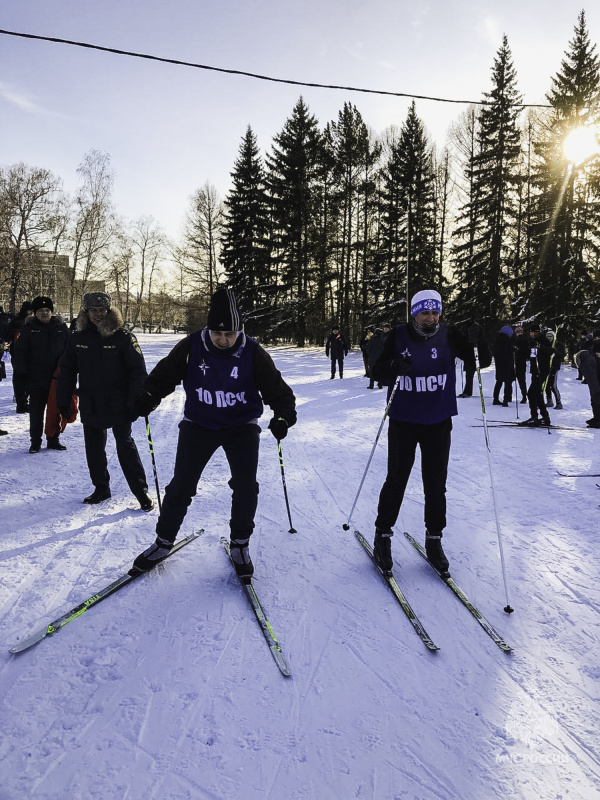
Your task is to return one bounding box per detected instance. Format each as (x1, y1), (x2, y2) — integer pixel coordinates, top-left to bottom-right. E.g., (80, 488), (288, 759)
(1, 335), (600, 800)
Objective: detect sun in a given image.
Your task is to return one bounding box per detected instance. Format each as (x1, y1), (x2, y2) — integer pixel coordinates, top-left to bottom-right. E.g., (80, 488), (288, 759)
(563, 126), (599, 164)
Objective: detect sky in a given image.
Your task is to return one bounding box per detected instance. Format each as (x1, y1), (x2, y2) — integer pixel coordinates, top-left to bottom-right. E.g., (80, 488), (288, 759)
(1, 1), (599, 240)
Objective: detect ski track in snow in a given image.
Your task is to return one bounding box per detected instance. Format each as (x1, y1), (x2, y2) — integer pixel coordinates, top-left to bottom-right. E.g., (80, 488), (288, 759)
(1, 339), (600, 799)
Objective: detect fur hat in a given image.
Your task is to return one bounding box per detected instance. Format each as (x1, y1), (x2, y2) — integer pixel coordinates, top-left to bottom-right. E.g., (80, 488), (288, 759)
(32, 296), (53, 313)
(410, 290), (442, 318)
(83, 292), (111, 311)
(207, 288), (242, 331)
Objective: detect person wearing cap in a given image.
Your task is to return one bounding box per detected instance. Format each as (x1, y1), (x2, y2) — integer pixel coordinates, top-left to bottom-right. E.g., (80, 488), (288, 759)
(492, 326), (516, 407)
(325, 324), (349, 379)
(369, 289), (490, 576)
(545, 329), (564, 410)
(130, 288), (297, 579)
(520, 324), (552, 426)
(12, 296), (69, 453)
(57, 292), (153, 508)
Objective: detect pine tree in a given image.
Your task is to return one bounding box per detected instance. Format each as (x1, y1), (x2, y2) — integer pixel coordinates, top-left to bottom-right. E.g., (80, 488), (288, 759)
(326, 103), (372, 333)
(450, 37), (522, 325)
(379, 102), (437, 316)
(266, 97), (322, 345)
(221, 127), (272, 318)
(529, 11), (600, 332)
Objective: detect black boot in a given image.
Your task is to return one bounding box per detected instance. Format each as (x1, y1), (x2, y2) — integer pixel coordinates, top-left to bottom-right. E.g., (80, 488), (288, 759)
(229, 538), (254, 582)
(425, 531), (450, 576)
(47, 436), (67, 451)
(130, 536), (174, 574)
(519, 417), (540, 426)
(29, 441), (42, 454)
(137, 492), (155, 512)
(373, 528), (393, 575)
(83, 487), (111, 504)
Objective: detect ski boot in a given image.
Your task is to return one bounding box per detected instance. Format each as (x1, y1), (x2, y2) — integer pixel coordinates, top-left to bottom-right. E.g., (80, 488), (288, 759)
(425, 531), (450, 576)
(130, 536), (174, 574)
(230, 538), (254, 582)
(373, 528), (394, 575)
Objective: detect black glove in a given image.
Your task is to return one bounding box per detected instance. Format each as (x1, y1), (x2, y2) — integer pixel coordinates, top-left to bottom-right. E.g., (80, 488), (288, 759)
(58, 405), (71, 420)
(268, 417), (288, 440)
(134, 391), (160, 418)
(390, 356), (411, 376)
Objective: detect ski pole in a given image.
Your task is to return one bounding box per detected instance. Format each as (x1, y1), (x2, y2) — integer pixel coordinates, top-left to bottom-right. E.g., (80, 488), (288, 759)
(342, 374), (401, 531)
(277, 440), (297, 533)
(145, 415), (162, 513)
(474, 348), (514, 614)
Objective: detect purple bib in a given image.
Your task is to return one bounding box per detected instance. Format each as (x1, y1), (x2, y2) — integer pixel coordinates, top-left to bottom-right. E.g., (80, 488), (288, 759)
(388, 323), (457, 424)
(183, 330), (264, 430)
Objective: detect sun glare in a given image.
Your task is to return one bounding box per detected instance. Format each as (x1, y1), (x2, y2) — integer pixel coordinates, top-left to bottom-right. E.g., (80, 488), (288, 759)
(563, 126), (599, 164)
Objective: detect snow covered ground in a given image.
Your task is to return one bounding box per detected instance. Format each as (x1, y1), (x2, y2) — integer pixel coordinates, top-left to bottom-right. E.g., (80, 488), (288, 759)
(1, 335), (600, 800)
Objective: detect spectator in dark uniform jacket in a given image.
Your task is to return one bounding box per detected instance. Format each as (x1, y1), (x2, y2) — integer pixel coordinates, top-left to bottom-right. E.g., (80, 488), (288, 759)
(12, 297), (69, 453)
(7, 301), (33, 412)
(57, 292), (152, 508)
(131, 288), (297, 580)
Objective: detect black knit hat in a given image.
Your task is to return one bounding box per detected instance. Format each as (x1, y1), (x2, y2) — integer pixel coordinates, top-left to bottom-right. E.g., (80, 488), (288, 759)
(32, 296), (54, 313)
(207, 288), (242, 331)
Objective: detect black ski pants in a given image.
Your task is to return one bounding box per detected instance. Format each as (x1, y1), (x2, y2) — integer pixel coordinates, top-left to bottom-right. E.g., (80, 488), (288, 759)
(13, 370), (29, 411)
(156, 420), (260, 544)
(330, 355), (344, 378)
(527, 376), (548, 420)
(28, 384), (51, 446)
(83, 422), (148, 498)
(375, 417), (452, 534)
(515, 366), (527, 400)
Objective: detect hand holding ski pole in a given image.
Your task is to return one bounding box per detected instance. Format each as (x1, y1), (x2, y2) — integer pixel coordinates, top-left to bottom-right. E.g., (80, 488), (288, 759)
(276, 440), (297, 533)
(145, 416), (162, 513)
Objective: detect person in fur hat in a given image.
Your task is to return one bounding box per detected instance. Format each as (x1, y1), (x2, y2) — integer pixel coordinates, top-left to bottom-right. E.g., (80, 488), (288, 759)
(129, 287), (297, 580)
(12, 296), (69, 453)
(57, 292), (153, 509)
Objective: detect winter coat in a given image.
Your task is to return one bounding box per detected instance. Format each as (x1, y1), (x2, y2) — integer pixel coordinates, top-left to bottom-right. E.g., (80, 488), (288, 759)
(143, 330), (297, 429)
(366, 331), (386, 368)
(493, 332), (516, 383)
(528, 335), (552, 383)
(577, 349), (600, 405)
(513, 334), (530, 373)
(549, 340), (565, 373)
(12, 315), (69, 389)
(326, 332), (348, 360)
(57, 308), (147, 428)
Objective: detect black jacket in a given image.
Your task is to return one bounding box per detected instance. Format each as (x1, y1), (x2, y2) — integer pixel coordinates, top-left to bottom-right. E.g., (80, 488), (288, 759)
(326, 332), (348, 360)
(493, 332), (516, 382)
(57, 309), (147, 428)
(12, 315), (69, 389)
(143, 332), (297, 428)
(366, 331), (386, 368)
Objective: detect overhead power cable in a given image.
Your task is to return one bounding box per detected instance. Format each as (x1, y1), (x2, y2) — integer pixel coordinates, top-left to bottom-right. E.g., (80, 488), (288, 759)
(0, 28), (553, 108)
